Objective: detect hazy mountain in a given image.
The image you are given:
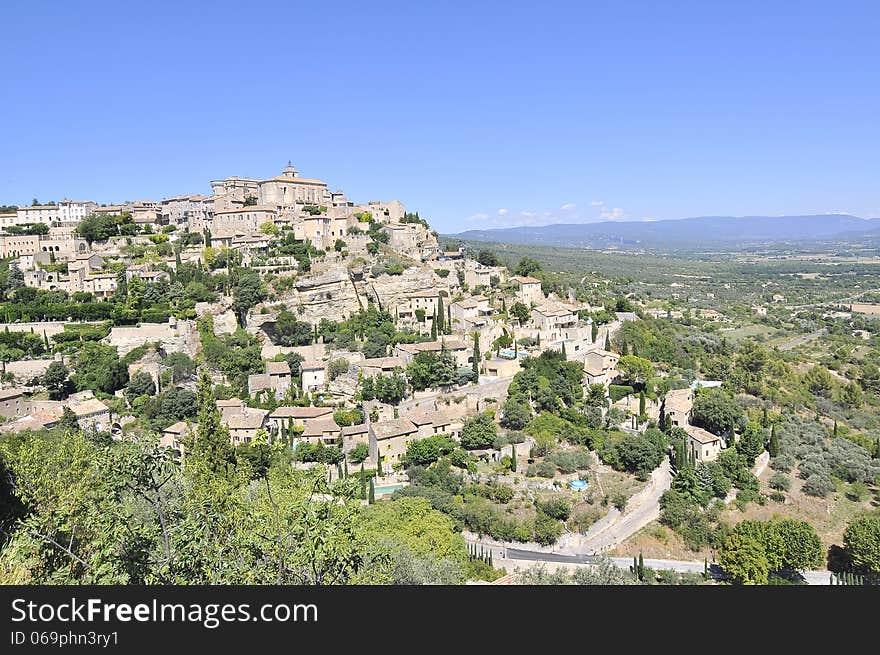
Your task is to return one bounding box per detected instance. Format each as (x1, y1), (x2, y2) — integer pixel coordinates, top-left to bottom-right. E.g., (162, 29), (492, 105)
(446, 214), (880, 249)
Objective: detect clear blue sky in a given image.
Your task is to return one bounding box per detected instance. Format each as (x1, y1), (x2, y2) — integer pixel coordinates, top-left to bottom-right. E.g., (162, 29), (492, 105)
(2, 0), (878, 232)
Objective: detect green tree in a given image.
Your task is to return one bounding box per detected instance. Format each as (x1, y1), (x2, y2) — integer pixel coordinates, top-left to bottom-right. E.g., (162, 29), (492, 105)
(348, 443), (369, 464)
(460, 412), (498, 450)
(368, 478), (375, 504)
(737, 421), (765, 466)
(188, 371), (236, 478)
(720, 534), (770, 585)
(768, 424), (780, 458)
(617, 355), (654, 387)
(232, 270), (266, 326)
(510, 302), (530, 326)
(472, 332), (480, 379)
(41, 361), (71, 400)
(499, 396), (531, 430)
(843, 514), (880, 577)
(692, 389), (745, 437)
(125, 370), (156, 402)
(514, 257), (541, 277)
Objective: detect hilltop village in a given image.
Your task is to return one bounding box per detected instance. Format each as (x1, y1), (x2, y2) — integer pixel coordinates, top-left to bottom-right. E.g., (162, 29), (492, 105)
(0, 162), (641, 468)
(1, 162), (879, 586)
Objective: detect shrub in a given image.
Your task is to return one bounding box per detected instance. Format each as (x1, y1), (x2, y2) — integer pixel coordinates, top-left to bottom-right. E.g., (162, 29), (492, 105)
(609, 385), (634, 403)
(536, 497), (571, 521)
(802, 473), (835, 498)
(769, 472), (791, 491)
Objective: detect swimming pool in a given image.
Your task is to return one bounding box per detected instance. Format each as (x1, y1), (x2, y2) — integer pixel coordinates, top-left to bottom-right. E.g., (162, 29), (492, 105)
(374, 483), (406, 495)
(568, 479), (588, 490)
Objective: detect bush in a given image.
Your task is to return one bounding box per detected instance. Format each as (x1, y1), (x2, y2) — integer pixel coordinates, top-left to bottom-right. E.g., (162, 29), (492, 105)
(769, 491), (786, 503)
(348, 443), (369, 464)
(533, 461), (556, 478)
(611, 492), (628, 512)
(533, 511), (563, 546)
(802, 473), (835, 498)
(769, 472), (791, 491)
(609, 385), (635, 403)
(536, 497), (571, 521)
(770, 453), (795, 473)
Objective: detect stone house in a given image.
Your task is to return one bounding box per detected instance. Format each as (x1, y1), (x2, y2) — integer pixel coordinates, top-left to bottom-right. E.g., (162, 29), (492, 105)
(664, 388), (693, 428)
(684, 424), (724, 462)
(368, 417), (419, 466)
(0, 388), (26, 419)
(301, 361), (326, 394)
(510, 276), (543, 304)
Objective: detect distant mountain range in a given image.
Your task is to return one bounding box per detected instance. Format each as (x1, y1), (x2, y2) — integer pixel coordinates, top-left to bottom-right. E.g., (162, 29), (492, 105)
(446, 214), (880, 249)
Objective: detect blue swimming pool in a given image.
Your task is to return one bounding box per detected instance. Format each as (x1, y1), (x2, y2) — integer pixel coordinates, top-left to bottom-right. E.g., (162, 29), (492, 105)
(374, 483), (406, 495)
(568, 479), (588, 490)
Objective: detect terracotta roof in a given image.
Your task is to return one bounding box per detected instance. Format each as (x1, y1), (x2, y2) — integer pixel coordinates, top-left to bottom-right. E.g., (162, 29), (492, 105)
(266, 360), (291, 375)
(163, 421), (189, 435)
(301, 417), (341, 438)
(341, 423), (369, 436)
(227, 408), (268, 430)
(269, 406), (333, 419)
(71, 398), (109, 417)
(511, 276), (541, 284)
(665, 389), (693, 413)
(370, 418), (419, 440)
(405, 409), (451, 427)
(685, 424), (722, 444)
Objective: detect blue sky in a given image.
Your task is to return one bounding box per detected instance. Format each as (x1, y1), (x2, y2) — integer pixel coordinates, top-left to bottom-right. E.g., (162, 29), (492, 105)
(2, 0), (878, 232)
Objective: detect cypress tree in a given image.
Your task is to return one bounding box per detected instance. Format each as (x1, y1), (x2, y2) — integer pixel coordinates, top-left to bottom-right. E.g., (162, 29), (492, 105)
(344, 458), (349, 478)
(622, 341), (629, 356)
(768, 424), (780, 458)
(833, 420), (838, 437)
(762, 406), (769, 428)
(639, 391), (646, 417)
(537, 333), (541, 347)
(472, 332), (480, 378)
(604, 334), (610, 351)
(510, 443), (517, 472)
(190, 371), (235, 477)
(591, 321), (598, 344)
(360, 464), (366, 498)
(436, 295), (444, 333)
(501, 297), (507, 316)
(561, 341), (567, 357)
(431, 312), (437, 339)
(638, 553), (645, 580)
(368, 478), (375, 504)
(376, 450), (383, 476)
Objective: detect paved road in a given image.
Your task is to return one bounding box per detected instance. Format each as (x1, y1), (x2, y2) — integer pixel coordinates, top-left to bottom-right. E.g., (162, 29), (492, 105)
(776, 328), (828, 351)
(571, 457), (672, 553)
(500, 546), (829, 584)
